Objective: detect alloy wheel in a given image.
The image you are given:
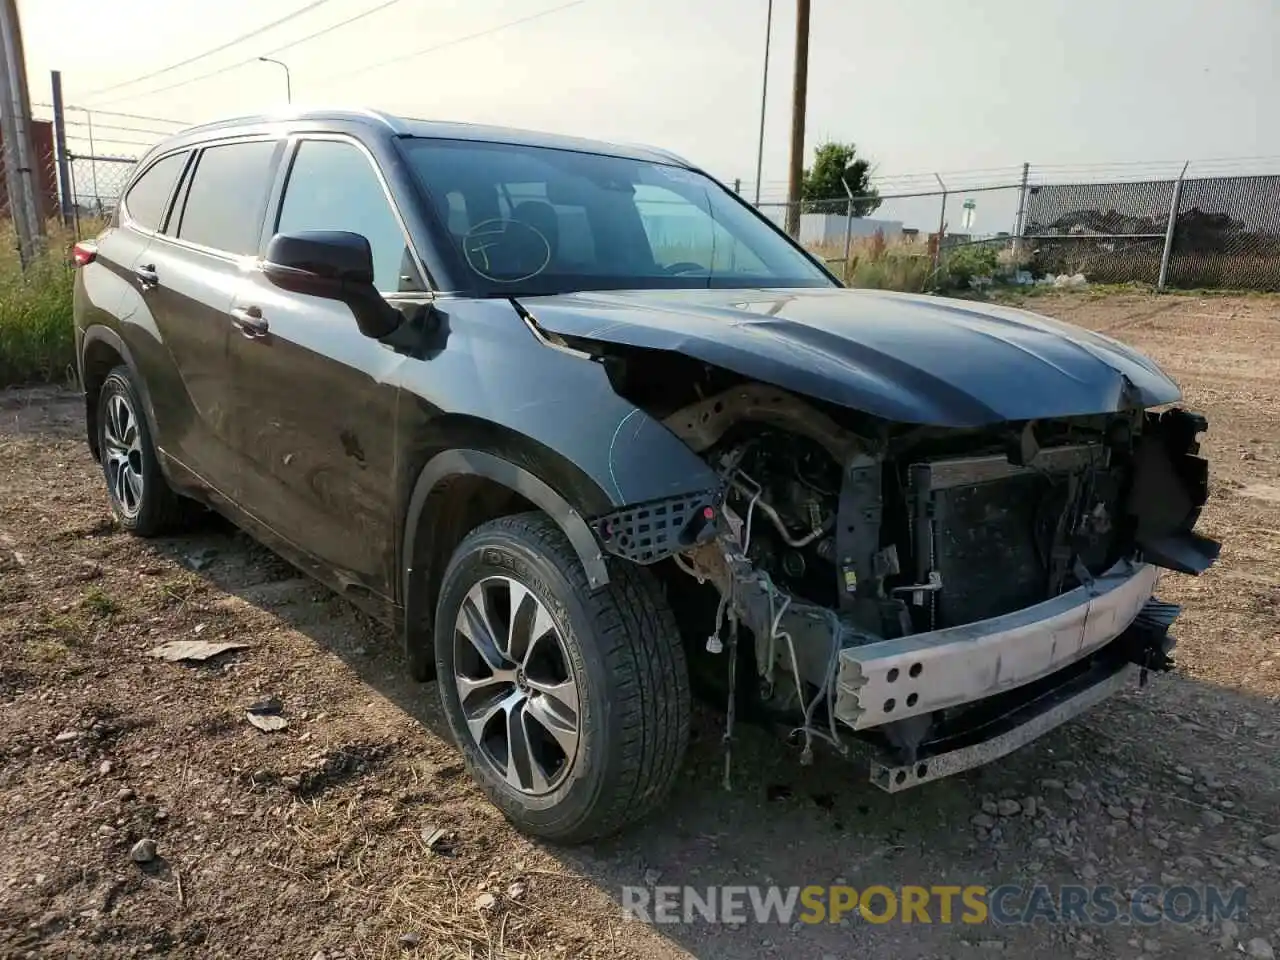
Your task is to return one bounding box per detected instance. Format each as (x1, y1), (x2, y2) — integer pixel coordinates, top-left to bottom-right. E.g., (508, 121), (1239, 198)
(452, 576), (581, 795)
(102, 392), (144, 519)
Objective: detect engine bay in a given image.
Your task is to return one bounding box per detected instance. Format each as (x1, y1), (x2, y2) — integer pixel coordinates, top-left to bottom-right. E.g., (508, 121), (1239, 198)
(590, 352), (1218, 780)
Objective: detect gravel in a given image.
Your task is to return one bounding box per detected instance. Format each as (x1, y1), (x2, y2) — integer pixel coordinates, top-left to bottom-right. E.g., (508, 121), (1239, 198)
(129, 838), (157, 864)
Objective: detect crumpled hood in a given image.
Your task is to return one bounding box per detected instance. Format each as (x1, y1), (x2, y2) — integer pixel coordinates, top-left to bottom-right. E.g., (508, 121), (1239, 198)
(518, 287), (1181, 426)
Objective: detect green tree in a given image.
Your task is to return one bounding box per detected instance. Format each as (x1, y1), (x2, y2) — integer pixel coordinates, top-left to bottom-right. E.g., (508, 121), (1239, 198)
(801, 142), (881, 216)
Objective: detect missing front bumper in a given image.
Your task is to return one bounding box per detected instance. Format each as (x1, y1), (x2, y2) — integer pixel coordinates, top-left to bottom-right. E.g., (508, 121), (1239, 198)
(834, 559), (1160, 731)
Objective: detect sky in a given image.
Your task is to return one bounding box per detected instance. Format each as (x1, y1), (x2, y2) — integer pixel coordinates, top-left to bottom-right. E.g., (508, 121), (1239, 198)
(15, 0), (1280, 230)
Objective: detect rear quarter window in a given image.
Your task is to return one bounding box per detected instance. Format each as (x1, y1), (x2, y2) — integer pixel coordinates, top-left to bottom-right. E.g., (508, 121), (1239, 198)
(122, 152), (188, 232)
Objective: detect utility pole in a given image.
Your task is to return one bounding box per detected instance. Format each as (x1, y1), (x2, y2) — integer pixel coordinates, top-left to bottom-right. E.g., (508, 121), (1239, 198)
(783, 0), (810, 238)
(50, 70), (72, 225)
(0, 0), (46, 266)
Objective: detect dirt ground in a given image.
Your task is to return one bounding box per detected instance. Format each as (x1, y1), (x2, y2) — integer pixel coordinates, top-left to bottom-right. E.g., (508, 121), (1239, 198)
(1, 292), (1278, 960)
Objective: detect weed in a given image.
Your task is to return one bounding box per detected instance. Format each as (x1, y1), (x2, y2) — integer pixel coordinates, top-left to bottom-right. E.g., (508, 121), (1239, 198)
(80, 587), (121, 619)
(25, 637), (71, 663)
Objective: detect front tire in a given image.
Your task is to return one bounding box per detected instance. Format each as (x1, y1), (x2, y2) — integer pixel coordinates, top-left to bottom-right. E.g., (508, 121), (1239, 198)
(96, 366), (190, 536)
(435, 512), (690, 843)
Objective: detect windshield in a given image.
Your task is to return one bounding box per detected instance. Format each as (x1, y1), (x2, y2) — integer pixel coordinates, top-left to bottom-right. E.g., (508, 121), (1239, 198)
(400, 138), (835, 296)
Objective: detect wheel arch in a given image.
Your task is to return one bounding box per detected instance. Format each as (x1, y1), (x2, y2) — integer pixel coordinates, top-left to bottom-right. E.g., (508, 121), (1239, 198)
(80, 324), (159, 463)
(400, 433), (614, 681)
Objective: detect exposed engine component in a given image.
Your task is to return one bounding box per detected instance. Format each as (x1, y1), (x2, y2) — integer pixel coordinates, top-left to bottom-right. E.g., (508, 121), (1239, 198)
(716, 430), (842, 606)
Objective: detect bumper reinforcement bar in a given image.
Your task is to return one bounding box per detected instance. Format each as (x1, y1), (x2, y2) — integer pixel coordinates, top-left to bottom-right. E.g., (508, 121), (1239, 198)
(835, 560), (1159, 730)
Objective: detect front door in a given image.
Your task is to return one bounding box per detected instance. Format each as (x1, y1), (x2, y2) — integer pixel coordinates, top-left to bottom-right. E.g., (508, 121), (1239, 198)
(227, 136), (431, 600)
(132, 138), (281, 495)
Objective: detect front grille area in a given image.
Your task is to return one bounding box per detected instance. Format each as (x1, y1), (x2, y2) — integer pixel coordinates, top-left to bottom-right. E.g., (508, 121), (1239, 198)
(909, 446), (1105, 629)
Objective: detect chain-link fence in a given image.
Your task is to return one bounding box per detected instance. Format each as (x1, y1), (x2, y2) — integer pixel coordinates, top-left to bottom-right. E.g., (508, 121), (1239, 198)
(1019, 175), (1280, 290)
(66, 153), (137, 227)
(755, 183), (1025, 290)
(753, 171), (1280, 292)
(1022, 180), (1170, 284)
(1166, 176), (1280, 289)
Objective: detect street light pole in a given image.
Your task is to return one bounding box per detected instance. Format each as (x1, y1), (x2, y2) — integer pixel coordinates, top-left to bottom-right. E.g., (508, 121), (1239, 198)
(752, 0), (773, 206)
(258, 56), (291, 104)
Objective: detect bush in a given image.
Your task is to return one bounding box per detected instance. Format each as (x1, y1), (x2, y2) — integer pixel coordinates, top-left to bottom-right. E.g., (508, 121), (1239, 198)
(847, 248), (934, 292)
(942, 244), (1000, 289)
(0, 226), (76, 387)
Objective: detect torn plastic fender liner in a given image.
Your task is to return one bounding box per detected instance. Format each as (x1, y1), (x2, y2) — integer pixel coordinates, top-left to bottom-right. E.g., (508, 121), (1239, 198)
(595, 491), (721, 564)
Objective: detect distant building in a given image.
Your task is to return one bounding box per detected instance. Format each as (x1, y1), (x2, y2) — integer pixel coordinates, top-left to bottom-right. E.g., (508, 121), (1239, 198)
(762, 210), (904, 246)
(0, 120), (59, 220)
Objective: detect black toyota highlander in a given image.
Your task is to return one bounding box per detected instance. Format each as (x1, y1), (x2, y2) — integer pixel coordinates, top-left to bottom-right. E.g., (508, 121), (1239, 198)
(72, 108), (1219, 842)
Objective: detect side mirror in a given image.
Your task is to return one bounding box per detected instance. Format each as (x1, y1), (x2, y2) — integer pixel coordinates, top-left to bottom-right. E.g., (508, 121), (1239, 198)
(263, 231), (399, 338)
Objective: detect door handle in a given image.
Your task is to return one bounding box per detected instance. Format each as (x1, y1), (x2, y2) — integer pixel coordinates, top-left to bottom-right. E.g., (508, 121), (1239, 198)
(230, 305), (270, 339)
(134, 264), (159, 290)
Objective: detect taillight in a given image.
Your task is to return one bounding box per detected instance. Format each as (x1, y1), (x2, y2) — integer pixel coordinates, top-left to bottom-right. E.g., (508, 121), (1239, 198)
(72, 241), (97, 267)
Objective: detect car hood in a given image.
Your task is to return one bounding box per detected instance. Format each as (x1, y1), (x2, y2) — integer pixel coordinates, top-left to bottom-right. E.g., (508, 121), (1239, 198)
(516, 287), (1181, 427)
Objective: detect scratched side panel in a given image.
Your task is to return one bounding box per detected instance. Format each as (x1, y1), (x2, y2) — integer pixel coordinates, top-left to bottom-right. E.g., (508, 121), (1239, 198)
(226, 271), (402, 600)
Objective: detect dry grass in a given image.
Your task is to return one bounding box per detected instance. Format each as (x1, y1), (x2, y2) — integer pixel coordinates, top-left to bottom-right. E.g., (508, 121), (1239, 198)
(0, 222), (79, 387)
(806, 234), (937, 291)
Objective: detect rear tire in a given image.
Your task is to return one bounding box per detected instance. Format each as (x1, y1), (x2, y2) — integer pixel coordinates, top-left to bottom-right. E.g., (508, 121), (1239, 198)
(434, 511), (690, 843)
(96, 366), (191, 536)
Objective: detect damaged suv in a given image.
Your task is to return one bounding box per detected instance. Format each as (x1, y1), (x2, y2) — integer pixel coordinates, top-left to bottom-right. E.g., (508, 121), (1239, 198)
(73, 110), (1218, 842)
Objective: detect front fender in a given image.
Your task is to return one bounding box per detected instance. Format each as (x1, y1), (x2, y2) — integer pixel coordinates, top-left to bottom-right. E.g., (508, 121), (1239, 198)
(395, 299), (720, 509)
(404, 448), (610, 590)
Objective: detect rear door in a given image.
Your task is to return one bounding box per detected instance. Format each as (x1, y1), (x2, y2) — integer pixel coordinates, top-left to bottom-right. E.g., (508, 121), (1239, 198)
(127, 137), (282, 492)
(226, 135), (431, 600)
(87, 151), (192, 458)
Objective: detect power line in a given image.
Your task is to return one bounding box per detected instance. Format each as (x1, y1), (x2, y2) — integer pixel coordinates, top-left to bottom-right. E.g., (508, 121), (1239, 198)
(58, 119), (173, 137)
(67, 134), (157, 148)
(77, 0), (335, 101)
(34, 101), (193, 125)
(318, 0), (590, 86)
(87, 0), (409, 107)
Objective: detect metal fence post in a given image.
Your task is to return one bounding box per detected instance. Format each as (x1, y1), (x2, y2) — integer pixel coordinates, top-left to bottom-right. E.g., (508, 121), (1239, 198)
(931, 173), (948, 275)
(840, 176), (855, 281)
(84, 110), (102, 214)
(1156, 162), (1189, 292)
(50, 70), (72, 226)
(1012, 161), (1030, 253)
(67, 150), (79, 237)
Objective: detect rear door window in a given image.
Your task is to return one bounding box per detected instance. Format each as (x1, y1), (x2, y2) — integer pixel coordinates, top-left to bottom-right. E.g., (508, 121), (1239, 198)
(123, 152), (187, 232)
(176, 140), (278, 255)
